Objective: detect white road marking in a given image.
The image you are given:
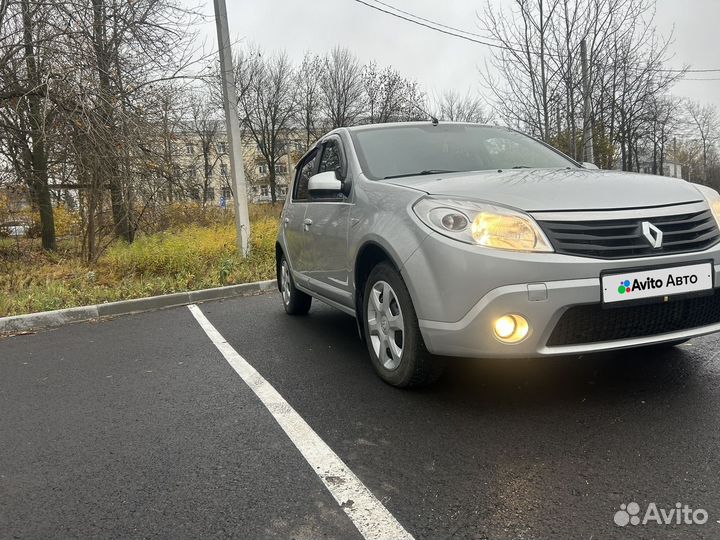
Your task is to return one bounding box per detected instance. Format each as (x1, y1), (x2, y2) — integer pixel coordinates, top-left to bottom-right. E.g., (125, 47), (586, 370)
(187, 304), (414, 540)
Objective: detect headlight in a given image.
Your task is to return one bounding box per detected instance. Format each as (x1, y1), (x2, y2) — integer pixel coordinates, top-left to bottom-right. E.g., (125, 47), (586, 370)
(696, 184), (720, 229)
(413, 197), (553, 252)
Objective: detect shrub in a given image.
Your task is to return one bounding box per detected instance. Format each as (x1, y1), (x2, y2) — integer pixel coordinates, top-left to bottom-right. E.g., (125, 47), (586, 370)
(54, 206), (82, 237)
(99, 216), (278, 285)
(0, 215), (280, 317)
(101, 224), (236, 279)
(0, 192), (10, 224)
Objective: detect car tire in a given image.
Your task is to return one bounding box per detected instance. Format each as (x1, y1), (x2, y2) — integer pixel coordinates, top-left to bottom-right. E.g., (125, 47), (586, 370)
(362, 262), (444, 388)
(279, 255), (311, 315)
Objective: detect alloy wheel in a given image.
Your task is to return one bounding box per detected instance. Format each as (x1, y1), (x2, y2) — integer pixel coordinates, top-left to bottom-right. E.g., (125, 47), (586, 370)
(367, 280), (405, 370)
(280, 260), (291, 306)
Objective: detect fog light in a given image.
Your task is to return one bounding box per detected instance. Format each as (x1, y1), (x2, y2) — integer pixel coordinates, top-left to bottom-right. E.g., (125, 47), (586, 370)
(493, 314), (529, 343)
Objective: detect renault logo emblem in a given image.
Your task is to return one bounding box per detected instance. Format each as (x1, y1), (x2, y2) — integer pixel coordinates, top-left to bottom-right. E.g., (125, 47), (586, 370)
(641, 221), (663, 248)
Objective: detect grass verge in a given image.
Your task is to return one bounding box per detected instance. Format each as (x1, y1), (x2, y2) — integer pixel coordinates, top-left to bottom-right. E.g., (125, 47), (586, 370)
(0, 216), (278, 318)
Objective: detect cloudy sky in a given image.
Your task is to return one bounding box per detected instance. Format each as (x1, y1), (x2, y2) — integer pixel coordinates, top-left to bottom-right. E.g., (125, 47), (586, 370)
(191, 0), (720, 109)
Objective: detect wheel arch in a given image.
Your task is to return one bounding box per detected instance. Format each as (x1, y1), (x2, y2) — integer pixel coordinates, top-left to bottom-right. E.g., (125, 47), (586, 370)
(275, 242), (284, 292)
(353, 240), (404, 339)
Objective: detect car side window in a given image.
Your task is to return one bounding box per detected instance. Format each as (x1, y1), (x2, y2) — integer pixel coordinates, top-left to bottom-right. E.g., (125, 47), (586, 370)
(293, 149), (319, 201)
(318, 140), (342, 175)
(312, 139), (346, 202)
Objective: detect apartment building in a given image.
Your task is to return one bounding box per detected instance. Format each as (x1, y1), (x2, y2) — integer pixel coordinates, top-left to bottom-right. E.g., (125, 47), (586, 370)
(172, 130), (306, 205)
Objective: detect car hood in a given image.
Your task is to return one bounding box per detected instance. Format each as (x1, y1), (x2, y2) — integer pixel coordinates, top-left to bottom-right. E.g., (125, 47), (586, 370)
(383, 168), (704, 211)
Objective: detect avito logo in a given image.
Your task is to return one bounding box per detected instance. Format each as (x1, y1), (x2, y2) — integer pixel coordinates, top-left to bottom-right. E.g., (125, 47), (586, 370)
(618, 280), (633, 295)
(618, 277), (663, 295)
(618, 274), (699, 295)
(614, 501), (709, 527)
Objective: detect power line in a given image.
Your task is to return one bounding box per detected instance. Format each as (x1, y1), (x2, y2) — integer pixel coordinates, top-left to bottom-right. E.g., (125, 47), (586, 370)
(353, 0), (720, 75)
(351, 0), (527, 54)
(369, 0), (498, 42)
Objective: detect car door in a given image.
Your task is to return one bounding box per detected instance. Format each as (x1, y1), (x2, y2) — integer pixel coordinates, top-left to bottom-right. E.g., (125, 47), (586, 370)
(302, 136), (353, 307)
(281, 147), (319, 288)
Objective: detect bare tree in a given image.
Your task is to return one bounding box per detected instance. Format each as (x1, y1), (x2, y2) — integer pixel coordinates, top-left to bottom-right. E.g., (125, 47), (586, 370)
(481, 0), (681, 171)
(189, 95), (224, 206)
(646, 95), (679, 176)
(295, 53), (323, 150)
(320, 47), (365, 129)
(237, 49), (297, 204)
(433, 90), (491, 123)
(481, 0), (562, 141)
(361, 62), (426, 124)
(686, 101), (719, 184)
(0, 0), (59, 250)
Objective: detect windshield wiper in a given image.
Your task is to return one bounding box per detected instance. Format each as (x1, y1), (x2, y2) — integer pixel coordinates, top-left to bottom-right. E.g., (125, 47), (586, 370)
(383, 169), (459, 179)
(510, 165), (532, 169)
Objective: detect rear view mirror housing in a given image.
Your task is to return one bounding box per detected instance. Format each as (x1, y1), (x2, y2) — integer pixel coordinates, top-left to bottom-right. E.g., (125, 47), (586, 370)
(308, 171), (343, 193)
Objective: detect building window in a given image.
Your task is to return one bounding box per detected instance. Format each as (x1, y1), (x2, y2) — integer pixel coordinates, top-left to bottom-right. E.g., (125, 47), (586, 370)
(220, 163), (228, 177)
(258, 164), (267, 175)
(216, 142), (227, 154)
(188, 166), (197, 178)
(185, 142), (195, 155)
(260, 185), (269, 198)
(204, 187), (215, 201)
(276, 164), (287, 174)
(222, 187), (232, 200)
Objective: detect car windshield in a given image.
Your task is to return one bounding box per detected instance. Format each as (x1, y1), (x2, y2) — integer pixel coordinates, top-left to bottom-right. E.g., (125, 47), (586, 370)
(350, 124), (577, 180)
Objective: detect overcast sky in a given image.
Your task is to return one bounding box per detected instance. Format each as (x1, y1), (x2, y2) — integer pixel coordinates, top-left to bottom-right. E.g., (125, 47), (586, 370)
(191, 0), (720, 110)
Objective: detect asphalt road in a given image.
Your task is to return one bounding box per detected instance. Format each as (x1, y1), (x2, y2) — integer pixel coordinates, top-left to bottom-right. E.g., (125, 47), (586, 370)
(2, 291), (720, 539)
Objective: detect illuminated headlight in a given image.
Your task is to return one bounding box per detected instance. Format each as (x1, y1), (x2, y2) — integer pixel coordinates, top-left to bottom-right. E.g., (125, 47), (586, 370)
(414, 197), (553, 252)
(696, 185), (720, 229)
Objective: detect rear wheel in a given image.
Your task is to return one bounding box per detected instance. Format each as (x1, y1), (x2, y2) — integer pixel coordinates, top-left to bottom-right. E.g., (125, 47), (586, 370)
(279, 255), (311, 315)
(362, 263), (444, 388)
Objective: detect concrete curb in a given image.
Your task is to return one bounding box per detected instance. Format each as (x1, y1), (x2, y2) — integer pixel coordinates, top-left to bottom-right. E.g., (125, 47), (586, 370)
(0, 279), (277, 334)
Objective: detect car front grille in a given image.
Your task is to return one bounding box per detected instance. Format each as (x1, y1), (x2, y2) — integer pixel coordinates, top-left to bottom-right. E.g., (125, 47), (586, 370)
(547, 291), (720, 347)
(537, 209), (720, 259)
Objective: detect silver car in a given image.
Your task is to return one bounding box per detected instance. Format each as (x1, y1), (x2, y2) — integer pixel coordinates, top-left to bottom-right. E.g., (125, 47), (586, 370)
(276, 122), (720, 387)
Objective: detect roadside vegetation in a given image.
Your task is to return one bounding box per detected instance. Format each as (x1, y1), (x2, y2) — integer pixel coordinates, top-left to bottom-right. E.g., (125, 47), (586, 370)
(0, 205), (279, 317)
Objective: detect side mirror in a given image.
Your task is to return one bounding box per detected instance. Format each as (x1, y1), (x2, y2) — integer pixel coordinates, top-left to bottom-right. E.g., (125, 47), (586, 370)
(308, 171), (343, 193)
(336, 167), (353, 196)
(581, 161), (599, 170)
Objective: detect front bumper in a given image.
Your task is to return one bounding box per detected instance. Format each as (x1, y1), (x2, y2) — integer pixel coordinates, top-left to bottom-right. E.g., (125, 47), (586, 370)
(401, 232), (720, 358)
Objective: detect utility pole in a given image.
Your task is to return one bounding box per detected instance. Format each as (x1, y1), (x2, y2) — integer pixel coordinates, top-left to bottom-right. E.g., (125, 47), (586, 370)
(580, 38), (594, 164)
(285, 136), (293, 194)
(213, 0), (250, 256)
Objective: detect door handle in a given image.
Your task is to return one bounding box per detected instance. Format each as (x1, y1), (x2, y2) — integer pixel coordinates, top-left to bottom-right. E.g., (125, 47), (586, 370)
(303, 218), (313, 231)
(283, 217), (290, 227)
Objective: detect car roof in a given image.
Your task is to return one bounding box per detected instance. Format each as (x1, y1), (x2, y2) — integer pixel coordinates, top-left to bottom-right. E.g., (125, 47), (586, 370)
(344, 121), (497, 133)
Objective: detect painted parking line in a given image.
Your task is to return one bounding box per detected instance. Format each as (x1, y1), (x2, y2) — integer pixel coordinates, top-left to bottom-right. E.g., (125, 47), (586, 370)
(187, 304), (414, 540)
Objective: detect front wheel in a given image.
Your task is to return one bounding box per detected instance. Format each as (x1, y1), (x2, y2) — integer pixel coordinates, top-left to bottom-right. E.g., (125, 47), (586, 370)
(279, 255), (311, 315)
(362, 263), (444, 388)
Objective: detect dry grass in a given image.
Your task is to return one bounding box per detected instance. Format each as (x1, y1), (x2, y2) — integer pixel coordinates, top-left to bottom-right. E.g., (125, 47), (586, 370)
(0, 210), (279, 317)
